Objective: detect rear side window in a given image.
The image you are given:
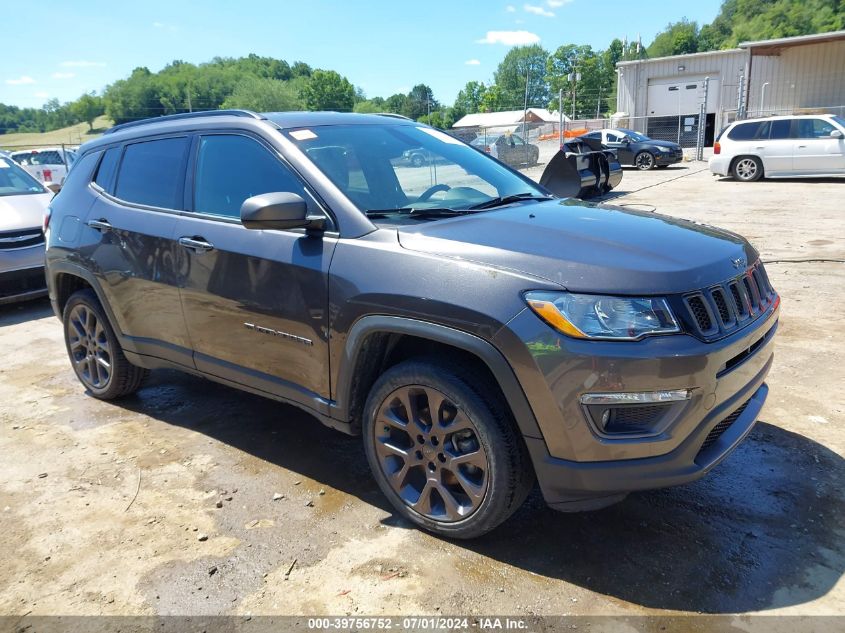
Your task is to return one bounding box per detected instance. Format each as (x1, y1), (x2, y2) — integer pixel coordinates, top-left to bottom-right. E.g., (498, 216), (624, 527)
(727, 122), (762, 141)
(193, 134), (309, 219)
(770, 119), (792, 140)
(94, 147), (120, 191)
(115, 137), (188, 209)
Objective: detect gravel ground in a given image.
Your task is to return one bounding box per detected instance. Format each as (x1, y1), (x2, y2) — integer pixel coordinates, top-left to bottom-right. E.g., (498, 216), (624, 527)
(1, 161), (843, 620)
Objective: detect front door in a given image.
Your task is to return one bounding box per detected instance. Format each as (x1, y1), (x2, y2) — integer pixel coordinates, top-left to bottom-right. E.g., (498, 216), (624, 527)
(175, 133), (336, 405)
(793, 118), (845, 174)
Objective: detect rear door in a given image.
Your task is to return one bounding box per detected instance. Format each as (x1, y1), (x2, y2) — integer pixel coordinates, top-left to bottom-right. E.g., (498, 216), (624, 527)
(792, 118), (845, 174)
(86, 137), (194, 366)
(175, 132), (336, 404)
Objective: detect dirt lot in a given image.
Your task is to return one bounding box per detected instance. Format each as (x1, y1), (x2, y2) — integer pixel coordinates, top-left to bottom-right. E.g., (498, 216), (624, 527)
(1, 162), (843, 620)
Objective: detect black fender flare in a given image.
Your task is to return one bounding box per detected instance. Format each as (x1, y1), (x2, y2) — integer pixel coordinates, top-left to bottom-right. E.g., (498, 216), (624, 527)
(332, 315), (544, 440)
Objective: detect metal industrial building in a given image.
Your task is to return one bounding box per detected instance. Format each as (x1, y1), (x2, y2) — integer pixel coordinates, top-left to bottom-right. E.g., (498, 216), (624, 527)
(615, 30), (845, 146)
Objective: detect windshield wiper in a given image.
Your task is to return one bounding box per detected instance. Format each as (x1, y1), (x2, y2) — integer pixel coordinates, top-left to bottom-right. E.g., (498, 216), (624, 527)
(365, 207), (476, 219)
(468, 192), (553, 210)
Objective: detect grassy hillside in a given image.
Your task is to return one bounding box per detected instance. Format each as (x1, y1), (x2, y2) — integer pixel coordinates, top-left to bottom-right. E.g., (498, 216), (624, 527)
(0, 115), (111, 150)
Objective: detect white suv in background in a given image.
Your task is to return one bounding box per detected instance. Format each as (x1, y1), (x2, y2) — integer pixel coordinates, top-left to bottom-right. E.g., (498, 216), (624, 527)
(710, 114), (845, 181)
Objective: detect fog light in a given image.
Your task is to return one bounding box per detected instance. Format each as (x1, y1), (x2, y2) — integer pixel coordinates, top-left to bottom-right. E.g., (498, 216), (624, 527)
(580, 390), (691, 405)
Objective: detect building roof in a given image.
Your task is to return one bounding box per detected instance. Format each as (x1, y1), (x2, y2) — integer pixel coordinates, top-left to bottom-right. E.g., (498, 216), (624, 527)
(739, 29), (845, 55)
(452, 108), (568, 128)
(616, 48), (743, 67)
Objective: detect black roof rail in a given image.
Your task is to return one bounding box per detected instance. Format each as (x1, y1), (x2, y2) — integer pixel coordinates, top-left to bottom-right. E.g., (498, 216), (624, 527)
(103, 109), (265, 135)
(375, 112), (412, 120)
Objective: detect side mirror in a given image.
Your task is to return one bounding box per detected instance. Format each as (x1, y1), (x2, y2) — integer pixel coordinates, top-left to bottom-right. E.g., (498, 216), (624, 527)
(240, 192), (325, 232)
(831, 129), (843, 139)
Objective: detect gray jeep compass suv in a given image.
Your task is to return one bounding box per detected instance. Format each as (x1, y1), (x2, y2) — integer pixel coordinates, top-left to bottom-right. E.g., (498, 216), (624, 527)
(45, 110), (779, 538)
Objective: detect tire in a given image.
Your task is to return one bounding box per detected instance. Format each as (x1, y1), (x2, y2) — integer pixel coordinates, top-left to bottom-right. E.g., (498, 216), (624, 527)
(634, 151), (655, 170)
(363, 358), (534, 539)
(62, 289), (148, 399)
(410, 154), (424, 167)
(731, 156), (763, 182)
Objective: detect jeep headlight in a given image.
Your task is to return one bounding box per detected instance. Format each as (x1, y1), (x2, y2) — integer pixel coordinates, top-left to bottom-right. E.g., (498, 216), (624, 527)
(525, 291), (680, 340)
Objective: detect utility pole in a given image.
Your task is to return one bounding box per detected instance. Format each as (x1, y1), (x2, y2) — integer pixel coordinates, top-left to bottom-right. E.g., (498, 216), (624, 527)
(596, 84), (602, 119)
(558, 88), (563, 149)
(567, 70), (581, 122)
(522, 66), (530, 146)
(186, 84), (192, 112)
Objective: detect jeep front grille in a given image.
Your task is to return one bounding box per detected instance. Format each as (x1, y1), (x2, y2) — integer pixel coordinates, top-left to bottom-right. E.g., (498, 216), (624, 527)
(682, 263), (776, 339)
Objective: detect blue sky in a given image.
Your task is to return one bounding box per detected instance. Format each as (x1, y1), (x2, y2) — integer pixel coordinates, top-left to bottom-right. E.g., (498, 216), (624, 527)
(2, 0), (722, 109)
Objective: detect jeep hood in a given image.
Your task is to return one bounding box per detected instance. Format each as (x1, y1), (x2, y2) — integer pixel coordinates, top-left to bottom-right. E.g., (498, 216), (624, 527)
(396, 200), (758, 294)
(0, 192), (52, 232)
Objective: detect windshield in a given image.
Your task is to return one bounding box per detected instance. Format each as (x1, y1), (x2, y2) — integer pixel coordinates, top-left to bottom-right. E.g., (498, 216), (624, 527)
(0, 157), (48, 196)
(284, 124), (547, 217)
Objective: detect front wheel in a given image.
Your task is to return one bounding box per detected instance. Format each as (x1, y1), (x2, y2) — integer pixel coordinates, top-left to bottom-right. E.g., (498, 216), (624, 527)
(634, 151), (655, 170)
(63, 289), (148, 399)
(363, 359), (533, 539)
(732, 156), (763, 182)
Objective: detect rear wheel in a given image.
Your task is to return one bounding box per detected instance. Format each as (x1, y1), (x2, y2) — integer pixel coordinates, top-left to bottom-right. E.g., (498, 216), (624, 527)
(363, 358), (533, 538)
(732, 156), (763, 182)
(634, 151), (655, 170)
(62, 289), (148, 399)
(410, 154), (425, 167)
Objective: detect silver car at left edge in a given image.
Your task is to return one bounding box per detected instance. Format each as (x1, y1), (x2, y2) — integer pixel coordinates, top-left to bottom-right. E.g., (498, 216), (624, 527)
(0, 154), (53, 305)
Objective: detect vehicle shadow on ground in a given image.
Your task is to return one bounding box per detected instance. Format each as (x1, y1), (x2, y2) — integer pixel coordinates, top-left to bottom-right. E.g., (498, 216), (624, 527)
(0, 297), (53, 327)
(716, 177), (845, 184)
(117, 369), (843, 615)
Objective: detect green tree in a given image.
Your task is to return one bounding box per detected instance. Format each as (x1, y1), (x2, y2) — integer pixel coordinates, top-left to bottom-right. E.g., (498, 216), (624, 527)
(221, 77), (304, 111)
(405, 84), (438, 120)
(353, 97), (386, 113)
(302, 70), (355, 111)
(70, 93), (105, 131)
(647, 19), (700, 57)
(547, 44), (613, 119)
(493, 44), (550, 109)
(455, 81), (487, 114)
(479, 84), (506, 113)
(384, 93), (409, 114)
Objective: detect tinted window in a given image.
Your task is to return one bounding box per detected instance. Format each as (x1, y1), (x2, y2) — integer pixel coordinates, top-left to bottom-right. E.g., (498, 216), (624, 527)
(607, 133), (622, 142)
(194, 135), (308, 219)
(755, 121), (771, 140)
(94, 147), (120, 191)
(115, 137), (188, 209)
(796, 118), (837, 139)
(770, 119), (792, 140)
(727, 122), (762, 141)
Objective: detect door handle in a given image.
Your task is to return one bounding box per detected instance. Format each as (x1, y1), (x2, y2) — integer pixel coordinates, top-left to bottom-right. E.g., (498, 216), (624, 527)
(178, 236), (214, 252)
(798, 145), (807, 148)
(87, 219), (112, 232)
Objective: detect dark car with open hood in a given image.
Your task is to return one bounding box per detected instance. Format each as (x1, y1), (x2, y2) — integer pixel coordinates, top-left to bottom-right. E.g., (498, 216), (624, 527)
(44, 110), (778, 538)
(580, 128), (684, 170)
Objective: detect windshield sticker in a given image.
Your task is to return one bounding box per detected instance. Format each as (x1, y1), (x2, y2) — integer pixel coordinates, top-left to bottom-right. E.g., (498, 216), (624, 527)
(290, 129), (318, 141)
(417, 127), (462, 145)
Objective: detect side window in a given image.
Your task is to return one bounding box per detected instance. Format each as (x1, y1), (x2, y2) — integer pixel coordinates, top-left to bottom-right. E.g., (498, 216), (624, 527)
(770, 119), (792, 140)
(727, 122), (761, 141)
(755, 121), (771, 140)
(54, 151), (101, 194)
(194, 134), (309, 219)
(607, 133), (621, 142)
(94, 146), (121, 192)
(797, 118), (836, 139)
(115, 137), (188, 209)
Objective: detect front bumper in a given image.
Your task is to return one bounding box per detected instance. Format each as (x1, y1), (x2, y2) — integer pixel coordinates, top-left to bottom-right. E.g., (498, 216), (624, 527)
(1, 244), (47, 305)
(494, 299), (778, 507)
(655, 152), (683, 166)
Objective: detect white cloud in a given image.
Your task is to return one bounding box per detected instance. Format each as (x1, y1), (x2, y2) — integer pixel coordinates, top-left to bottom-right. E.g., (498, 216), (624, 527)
(476, 30), (541, 45)
(34, 91), (50, 99)
(52, 72), (76, 79)
(5, 76), (35, 85)
(60, 60), (106, 68)
(525, 3), (554, 16)
(465, 59), (481, 65)
(547, 0), (571, 6)
(153, 21), (178, 31)
(505, 4), (516, 11)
